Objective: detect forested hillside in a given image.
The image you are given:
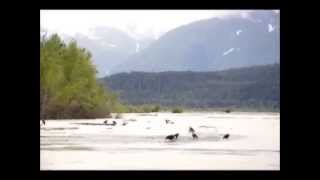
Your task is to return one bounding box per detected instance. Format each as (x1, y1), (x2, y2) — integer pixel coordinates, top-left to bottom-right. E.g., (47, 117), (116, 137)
(101, 64), (279, 111)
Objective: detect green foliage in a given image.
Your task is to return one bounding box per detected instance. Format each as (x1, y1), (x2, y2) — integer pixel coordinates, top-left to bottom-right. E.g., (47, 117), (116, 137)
(40, 33), (121, 119)
(116, 104), (161, 113)
(151, 105), (160, 112)
(172, 107), (183, 113)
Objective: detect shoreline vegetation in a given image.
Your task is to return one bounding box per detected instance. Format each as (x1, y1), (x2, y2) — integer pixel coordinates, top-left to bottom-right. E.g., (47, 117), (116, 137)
(40, 33), (125, 119)
(41, 33), (279, 120)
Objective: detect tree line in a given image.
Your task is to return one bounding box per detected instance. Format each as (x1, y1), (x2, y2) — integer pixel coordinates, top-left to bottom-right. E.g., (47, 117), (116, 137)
(100, 64), (280, 112)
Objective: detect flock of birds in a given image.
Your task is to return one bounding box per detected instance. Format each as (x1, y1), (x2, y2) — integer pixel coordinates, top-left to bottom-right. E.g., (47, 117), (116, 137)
(41, 117), (230, 142)
(164, 126), (230, 142)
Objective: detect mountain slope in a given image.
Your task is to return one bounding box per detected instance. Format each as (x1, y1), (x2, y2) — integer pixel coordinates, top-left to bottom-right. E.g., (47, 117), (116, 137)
(62, 27), (156, 77)
(101, 64), (280, 110)
(111, 11), (279, 74)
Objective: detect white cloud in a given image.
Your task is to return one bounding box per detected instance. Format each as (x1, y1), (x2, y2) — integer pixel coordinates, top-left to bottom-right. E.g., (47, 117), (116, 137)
(240, 11), (250, 18)
(107, 43), (117, 48)
(40, 10), (246, 39)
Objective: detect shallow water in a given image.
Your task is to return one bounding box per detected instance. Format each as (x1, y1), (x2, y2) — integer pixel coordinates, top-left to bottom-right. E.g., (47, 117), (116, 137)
(40, 112), (280, 170)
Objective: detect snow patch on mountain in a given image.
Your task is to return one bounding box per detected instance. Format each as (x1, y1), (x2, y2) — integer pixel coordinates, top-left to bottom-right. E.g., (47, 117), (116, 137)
(136, 42), (140, 53)
(236, 30), (242, 36)
(222, 48), (234, 56)
(268, 24), (275, 32)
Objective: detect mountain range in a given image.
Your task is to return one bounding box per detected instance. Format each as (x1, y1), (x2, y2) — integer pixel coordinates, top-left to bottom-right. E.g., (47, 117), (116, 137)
(110, 10), (279, 74)
(62, 27), (156, 77)
(61, 10), (279, 77)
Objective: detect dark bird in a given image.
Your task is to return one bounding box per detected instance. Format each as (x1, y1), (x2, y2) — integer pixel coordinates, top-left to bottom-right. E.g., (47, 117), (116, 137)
(41, 120), (46, 125)
(112, 121), (117, 126)
(192, 133), (198, 140)
(165, 133), (179, 141)
(122, 121), (128, 126)
(189, 127), (195, 133)
(223, 134), (230, 139)
(104, 120), (117, 126)
(165, 119), (174, 124)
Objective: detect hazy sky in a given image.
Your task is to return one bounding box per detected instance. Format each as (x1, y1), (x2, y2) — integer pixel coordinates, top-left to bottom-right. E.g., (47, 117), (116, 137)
(41, 10), (257, 40)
